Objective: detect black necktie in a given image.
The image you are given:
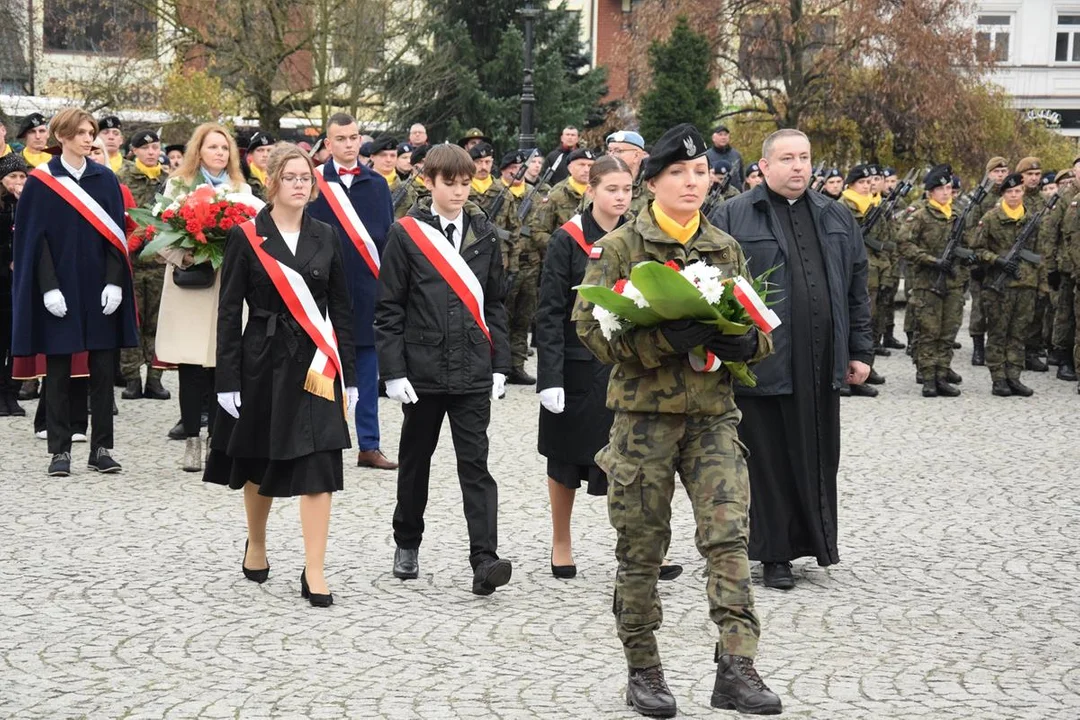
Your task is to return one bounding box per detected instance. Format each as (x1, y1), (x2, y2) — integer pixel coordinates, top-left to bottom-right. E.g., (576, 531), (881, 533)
(444, 223), (456, 248)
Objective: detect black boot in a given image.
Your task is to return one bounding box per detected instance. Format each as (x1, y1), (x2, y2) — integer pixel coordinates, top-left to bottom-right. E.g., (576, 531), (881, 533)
(935, 379), (961, 397)
(711, 654), (783, 715)
(143, 374), (171, 400)
(952, 340), (962, 349)
(905, 332), (914, 356)
(873, 343), (891, 357)
(4, 385), (26, 417)
(1057, 363), (1077, 381)
(762, 562), (794, 590)
(849, 383), (878, 397)
(991, 379), (1012, 397)
(1025, 353), (1049, 372)
(18, 379), (39, 401)
(1006, 378), (1034, 397)
(121, 379), (142, 400)
(1047, 348), (1063, 366)
(884, 328), (906, 349)
(915, 371), (924, 384)
(866, 368), (886, 385)
(626, 665), (677, 718)
(922, 380), (938, 397)
(943, 368), (962, 384)
(506, 367), (536, 385)
(971, 335), (985, 366)
(838, 385), (852, 397)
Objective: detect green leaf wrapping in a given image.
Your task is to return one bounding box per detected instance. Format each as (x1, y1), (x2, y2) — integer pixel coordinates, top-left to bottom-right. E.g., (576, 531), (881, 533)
(574, 285), (664, 326)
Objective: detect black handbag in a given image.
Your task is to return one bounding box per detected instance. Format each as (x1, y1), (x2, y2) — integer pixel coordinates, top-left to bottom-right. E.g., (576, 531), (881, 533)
(172, 261), (216, 289)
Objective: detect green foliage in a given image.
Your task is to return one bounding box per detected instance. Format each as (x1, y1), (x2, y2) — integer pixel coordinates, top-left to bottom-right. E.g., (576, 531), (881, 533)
(638, 17), (721, 144)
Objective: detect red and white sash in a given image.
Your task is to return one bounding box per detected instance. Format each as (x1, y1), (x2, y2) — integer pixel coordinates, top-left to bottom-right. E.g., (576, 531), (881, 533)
(398, 216), (492, 346)
(31, 163), (129, 260)
(314, 164), (380, 278)
(240, 221), (345, 403)
(733, 276), (782, 332)
(561, 214), (590, 256)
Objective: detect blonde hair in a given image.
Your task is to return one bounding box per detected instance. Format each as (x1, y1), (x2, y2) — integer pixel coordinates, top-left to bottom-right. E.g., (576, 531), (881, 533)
(264, 143), (319, 206)
(50, 108), (97, 142)
(174, 123), (245, 186)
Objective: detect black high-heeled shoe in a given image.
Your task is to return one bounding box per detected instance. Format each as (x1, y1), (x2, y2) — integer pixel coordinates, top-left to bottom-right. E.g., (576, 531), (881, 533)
(300, 568), (333, 607)
(242, 540), (270, 584)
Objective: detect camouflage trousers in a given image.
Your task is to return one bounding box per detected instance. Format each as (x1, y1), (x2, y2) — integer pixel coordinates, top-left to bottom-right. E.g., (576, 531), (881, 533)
(596, 410), (759, 669)
(909, 287), (964, 377)
(1051, 275), (1075, 354)
(120, 263), (164, 381)
(903, 267), (917, 335)
(1025, 290), (1053, 354)
(969, 277), (986, 336)
(983, 286), (1035, 382)
(866, 253), (894, 343)
(506, 261), (539, 370)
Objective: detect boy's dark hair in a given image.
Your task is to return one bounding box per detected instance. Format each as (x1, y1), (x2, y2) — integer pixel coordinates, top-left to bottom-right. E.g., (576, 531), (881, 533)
(422, 144), (476, 184)
(326, 112), (356, 131)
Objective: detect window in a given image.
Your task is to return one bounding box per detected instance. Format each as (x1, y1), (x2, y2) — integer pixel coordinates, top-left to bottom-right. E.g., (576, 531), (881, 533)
(976, 14), (1011, 63)
(43, 0), (156, 56)
(1055, 14), (1080, 62)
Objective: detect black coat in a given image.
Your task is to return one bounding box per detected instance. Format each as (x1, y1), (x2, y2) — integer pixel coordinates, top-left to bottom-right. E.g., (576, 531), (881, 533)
(0, 193), (14, 309)
(710, 184), (873, 394)
(536, 208), (625, 464)
(374, 198), (511, 394)
(212, 209), (357, 460)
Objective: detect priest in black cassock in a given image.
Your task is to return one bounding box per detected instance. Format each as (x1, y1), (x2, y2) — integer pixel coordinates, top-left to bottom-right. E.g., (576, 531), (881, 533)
(709, 129), (873, 590)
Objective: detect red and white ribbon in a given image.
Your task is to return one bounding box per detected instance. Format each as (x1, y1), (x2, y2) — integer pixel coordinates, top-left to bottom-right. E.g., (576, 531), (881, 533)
(31, 163), (129, 258)
(688, 349), (723, 373)
(315, 164), (381, 278)
(561, 214), (590, 256)
(733, 276), (781, 332)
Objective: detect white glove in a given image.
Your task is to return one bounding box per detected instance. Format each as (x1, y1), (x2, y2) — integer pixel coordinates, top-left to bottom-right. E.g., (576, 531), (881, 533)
(346, 386), (359, 413)
(492, 372), (506, 401)
(217, 391), (242, 419)
(101, 284), (122, 315)
(385, 377), (418, 404)
(539, 387), (565, 414)
(43, 289), (67, 317)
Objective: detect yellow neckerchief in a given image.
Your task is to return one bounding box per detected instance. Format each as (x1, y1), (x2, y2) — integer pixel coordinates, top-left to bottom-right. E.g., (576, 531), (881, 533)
(136, 158), (163, 181)
(22, 147), (51, 167)
(379, 169), (398, 187)
(841, 187), (873, 216)
(928, 198), (953, 219)
(0, 144), (10, 157)
(508, 182), (526, 198)
(1001, 199), (1025, 222)
(249, 164), (266, 185)
(108, 152), (123, 172)
(870, 192), (883, 206)
(471, 174), (493, 195)
(652, 204), (700, 244)
(567, 177), (588, 197)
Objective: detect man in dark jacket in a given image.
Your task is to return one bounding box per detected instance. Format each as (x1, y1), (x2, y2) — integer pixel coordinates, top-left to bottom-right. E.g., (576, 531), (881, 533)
(706, 124), (744, 188)
(543, 125), (581, 186)
(375, 144), (513, 597)
(710, 128), (873, 590)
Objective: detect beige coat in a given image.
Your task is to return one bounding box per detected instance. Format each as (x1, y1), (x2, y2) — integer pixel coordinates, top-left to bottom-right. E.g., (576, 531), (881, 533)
(154, 176), (260, 367)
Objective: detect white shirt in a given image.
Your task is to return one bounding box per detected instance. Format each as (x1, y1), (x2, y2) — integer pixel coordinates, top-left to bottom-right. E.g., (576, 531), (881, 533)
(333, 159), (359, 188)
(281, 230), (300, 255)
(433, 208), (464, 252)
(61, 155), (87, 181)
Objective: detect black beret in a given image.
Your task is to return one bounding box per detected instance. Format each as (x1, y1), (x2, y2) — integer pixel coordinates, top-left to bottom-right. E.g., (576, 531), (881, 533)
(999, 172), (1023, 192)
(130, 131), (160, 149)
(0, 152), (28, 181)
(310, 133), (327, 156)
(746, 162), (761, 176)
(396, 142), (413, 155)
(882, 167), (896, 178)
(164, 144), (185, 156)
(247, 132), (274, 151)
(16, 113), (47, 139)
(370, 135), (398, 154)
(923, 164), (952, 190)
(867, 164), (882, 176)
(951, 175), (961, 190)
(99, 116), (122, 131)
(358, 141), (373, 157)
(499, 150), (526, 170)
(642, 123), (708, 181)
(410, 144), (431, 165)
(468, 142), (494, 160)
(845, 164), (872, 186)
(566, 148), (595, 165)
(1040, 171), (1057, 187)
(824, 167), (843, 180)
(711, 159), (732, 174)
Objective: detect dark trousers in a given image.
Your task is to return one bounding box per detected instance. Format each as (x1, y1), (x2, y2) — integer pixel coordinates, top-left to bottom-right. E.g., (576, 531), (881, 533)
(392, 391), (499, 568)
(45, 351), (114, 455)
(354, 346), (380, 451)
(35, 377), (88, 434)
(178, 364), (214, 437)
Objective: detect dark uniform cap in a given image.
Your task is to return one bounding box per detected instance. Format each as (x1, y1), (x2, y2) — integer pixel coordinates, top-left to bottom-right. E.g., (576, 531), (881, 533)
(641, 123), (708, 181)
(923, 164), (952, 190)
(410, 144), (431, 165)
(164, 143), (185, 156)
(359, 141), (373, 157)
(131, 131), (161, 148)
(712, 124), (730, 134)
(999, 172), (1023, 192)
(0, 152), (28, 181)
(1040, 171), (1057, 187)
(985, 156), (1009, 174)
(1055, 168), (1073, 184)
(951, 175), (962, 190)
(468, 142), (495, 160)
(882, 167), (896, 178)
(310, 133), (327, 156)
(824, 167), (843, 180)
(867, 164), (882, 177)
(1015, 156), (1041, 173)
(16, 113), (47, 139)
(746, 161), (761, 176)
(457, 127), (492, 147)
(566, 148), (595, 165)
(499, 150), (526, 170)
(370, 135), (398, 154)
(99, 116), (122, 131)
(711, 159), (732, 175)
(396, 142), (413, 155)
(247, 132), (274, 151)
(845, 164), (872, 186)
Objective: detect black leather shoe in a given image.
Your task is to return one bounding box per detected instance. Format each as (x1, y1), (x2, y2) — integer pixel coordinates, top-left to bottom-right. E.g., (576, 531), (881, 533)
(1006, 378), (1034, 397)
(873, 344), (891, 357)
(971, 335), (986, 366)
(762, 562), (794, 590)
(472, 557), (512, 595)
(849, 383), (878, 397)
(47, 452), (71, 477)
(1057, 364), (1077, 381)
(952, 340), (962, 349)
(3, 393), (25, 417)
(866, 368), (886, 385)
(120, 379), (142, 400)
(1025, 354), (1049, 372)
(884, 333), (906, 349)
(551, 552), (577, 579)
(506, 368), (536, 385)
(87, 447), (122, 473)
(658, 564), (683, 581)
(393, 547), (419, 579)
(935, 380), (961, 397)
(300, 568), (333, 607)
(838, 385), (851, 397)
(626, 665), (677, 718)
(143, 376), (171, 400)
(19, 380), (39, 401)
(711, 654), (783, 715)
(922, 381), (939, 397)
(167, 419), (185, 441)
(242, 540), (270, 584)
(991, 380), (1012, 397)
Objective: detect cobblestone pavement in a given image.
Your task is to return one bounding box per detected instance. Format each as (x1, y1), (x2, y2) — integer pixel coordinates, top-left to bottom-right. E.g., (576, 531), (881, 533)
(2, 313), (1079, 720)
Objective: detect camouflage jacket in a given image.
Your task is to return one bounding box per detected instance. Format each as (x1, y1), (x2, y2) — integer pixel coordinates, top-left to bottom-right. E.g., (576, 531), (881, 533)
(972, 203), (1039, 289)
(898, 202), (965, 290)
(468, 178), (503, 217)
(395, 176), (429, 220)
(963, 184), (1000, 249)
(534, 178), (586, 254)
(490, 182), (545, 274)
(572, 206), (772, 416)
(116, 163), (164, 209)
(629, 181), (652, 216)
(1037, 183), (1076, 275)
(1057, 193), (1080, 276)
(839, 193), (895, 261)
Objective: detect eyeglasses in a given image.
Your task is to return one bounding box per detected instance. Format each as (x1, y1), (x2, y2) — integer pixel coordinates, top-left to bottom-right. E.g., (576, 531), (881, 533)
(281, 175), (314, 185)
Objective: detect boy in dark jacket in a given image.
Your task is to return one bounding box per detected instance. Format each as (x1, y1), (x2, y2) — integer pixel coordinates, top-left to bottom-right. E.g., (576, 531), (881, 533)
(374, 143), (513, 596)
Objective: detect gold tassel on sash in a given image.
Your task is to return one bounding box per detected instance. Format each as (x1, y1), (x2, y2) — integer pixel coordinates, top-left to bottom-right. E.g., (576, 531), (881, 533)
(303, 369), (336, 402)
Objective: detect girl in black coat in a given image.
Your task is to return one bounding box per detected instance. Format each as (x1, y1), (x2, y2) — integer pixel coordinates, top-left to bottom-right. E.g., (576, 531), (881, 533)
(0, 153), (27, 416)
(204, 144), (358, 607)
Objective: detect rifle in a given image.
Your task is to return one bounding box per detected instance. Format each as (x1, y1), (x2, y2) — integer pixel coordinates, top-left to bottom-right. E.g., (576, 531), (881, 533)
(930, 176), (992, 296)
(701, 172), (732, 217)
(859, 167), (917, 251)
(810, 163), (826, 192)
(988, 193), (1059, 292)
(391, 168), (418, 209)
(518, 152), (561, 221)
(488, 149), (537, 222)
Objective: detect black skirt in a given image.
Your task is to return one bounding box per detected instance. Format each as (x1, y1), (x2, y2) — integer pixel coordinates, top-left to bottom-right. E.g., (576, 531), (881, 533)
(537, 358), (613, 466)
(203, 448), (344, 498)
(547, 458), (608, 496)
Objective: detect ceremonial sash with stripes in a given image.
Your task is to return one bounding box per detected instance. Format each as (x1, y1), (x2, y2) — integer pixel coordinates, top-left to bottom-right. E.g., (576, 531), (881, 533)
(398, 216), (492, 346)
(31, 164), (129, 261)
(314, 165), (381, 278)
(561, 214), (591, 256)
(240, 220), (345, 403)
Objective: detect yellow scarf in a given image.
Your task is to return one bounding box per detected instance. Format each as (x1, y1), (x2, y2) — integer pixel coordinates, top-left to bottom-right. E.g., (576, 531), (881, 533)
(870, 192), (882, 207)
(379, 169), (398, 188)
(108, 152), (123, 172)
(928, 198), (953, 219)
(508, 182), (526, 198)
(841, 188), (873, 216)
(22, 147), (51, 167)
(652, 204), (700, 244)
(567, 177), (588, 197)
(136, 158), (163, 181)
(249, 164), (266, 185)
(1001, 199), (1025, 221)
(470, 175), (493, 195)
(1, 144), (10, 157)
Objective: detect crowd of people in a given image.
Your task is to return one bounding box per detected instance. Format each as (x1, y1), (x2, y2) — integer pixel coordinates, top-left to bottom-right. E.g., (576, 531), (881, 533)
(1, 105), (1077, 718)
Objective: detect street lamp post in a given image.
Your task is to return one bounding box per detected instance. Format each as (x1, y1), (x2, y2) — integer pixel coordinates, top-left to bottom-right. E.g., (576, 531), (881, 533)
(518, 0), (539, 150)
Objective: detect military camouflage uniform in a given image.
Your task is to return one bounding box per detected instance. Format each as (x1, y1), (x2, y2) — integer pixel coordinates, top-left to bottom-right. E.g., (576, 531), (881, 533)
(491, 182), (545, 371)
(572, 206), (773, 669)
(116, 163), (167, 383)
(901, 200), (925, 343)
(898, 202), (965, 380)
(534, 178), (586, 257)
(1058, 198), (1080, 370)
(629, 181), (652, 216)
(964, 186), (1000, 339)
(469, 178), (503, 218)
(972, 203), (1039, 382)
(395, 175), (426, 219)
(840, 194), (895, 348)
(1026, 190), (1057, 355)
(1043, 185), (1078, 361)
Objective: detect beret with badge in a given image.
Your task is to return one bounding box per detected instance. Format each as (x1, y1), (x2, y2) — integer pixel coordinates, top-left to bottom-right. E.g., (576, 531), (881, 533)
(606, 130), (645, 150)
(468, 142), (495, 160)
(99, 116), (122, 131)
(642, 123), (707, 181)
(247, 132), (274, 151)
(1015, 156), (1041, 174)
(131, 131), (160, 149)
(566, 148), (595, 165)
(998, 172), (1023, 192)
(985, 156), (1009, 174)
(711, 159), (732, 175)
(923, 164), (952, 191)
(845, 163), (872, 186)
(370, 135), (398, 155)
(499, 150), (526, 170)
(16, 113), (47, 139)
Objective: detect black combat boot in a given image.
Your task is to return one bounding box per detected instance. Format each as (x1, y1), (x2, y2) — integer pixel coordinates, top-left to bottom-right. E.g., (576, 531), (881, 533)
(507, 367), (536, 385)
(1057, 362), (1077, 381)
(143, 373), (171, 400)
(1006, 378), (1034, 397)
(915, 371), (924, 384)
(1025, 353), (1048, 372)
(952, 340), (961, 349)
(1047, 348), (1062, 366)
(866, 368), (886, 385)
(971, 335), (985, 366)
(762, 562), (794, 590)
(922, 379), (939, 397)
(905, 332), (914, 356)
(626, 665), (677, 718)
(884, 327), (905, 349)
(991, 379), (1012, 397)
(943, 368), (962, 384)
(711, 654), (783, 715)
(935, 379), (961, 397)
(121, 378), (142, 400)
(873, 342), (891, 357)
